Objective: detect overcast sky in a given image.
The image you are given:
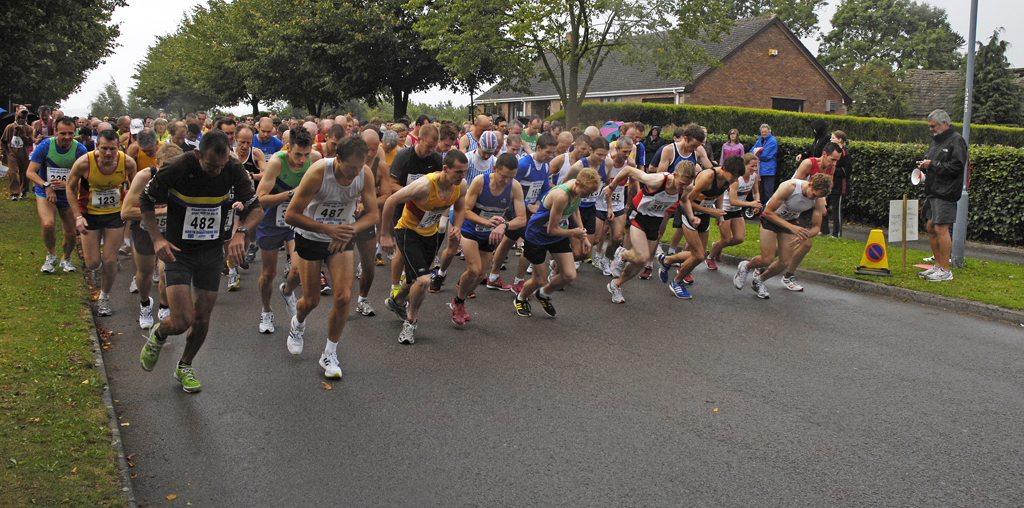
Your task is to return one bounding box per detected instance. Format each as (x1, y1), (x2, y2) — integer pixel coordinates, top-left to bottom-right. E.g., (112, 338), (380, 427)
(60, 0), (1023, 117)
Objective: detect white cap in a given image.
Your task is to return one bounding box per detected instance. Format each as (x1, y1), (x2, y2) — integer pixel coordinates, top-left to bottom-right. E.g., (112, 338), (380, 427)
(130, 118), (144, 135)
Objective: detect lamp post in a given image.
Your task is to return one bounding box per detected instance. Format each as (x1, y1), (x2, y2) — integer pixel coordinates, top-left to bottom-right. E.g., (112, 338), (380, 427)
(951, 0), (977, 268)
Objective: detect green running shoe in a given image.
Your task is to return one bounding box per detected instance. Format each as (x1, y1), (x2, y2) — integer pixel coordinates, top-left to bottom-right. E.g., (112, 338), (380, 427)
(174, 364), (202, 393)
(140, 324), (166, 372)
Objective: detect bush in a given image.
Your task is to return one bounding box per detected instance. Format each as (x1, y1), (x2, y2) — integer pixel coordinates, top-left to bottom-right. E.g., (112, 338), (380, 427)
(548, 102), (1024, 148)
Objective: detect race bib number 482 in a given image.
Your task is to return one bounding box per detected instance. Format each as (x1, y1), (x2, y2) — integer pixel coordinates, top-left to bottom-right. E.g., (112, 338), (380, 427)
(183, 205), (222, 240)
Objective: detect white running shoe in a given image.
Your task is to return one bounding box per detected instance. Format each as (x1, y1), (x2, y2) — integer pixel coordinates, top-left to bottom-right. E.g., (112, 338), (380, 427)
(287, 315), (305, 354)
(925, 268), (954, 281)
(355, 299), (376, 316)
(917, 266), (939, 278)
(601, 256), (613, 277)
(526, 264), (533, 274)
(157, 306), (170, 321)
(752, 276), (770, 299)
(152, 268), (160, 283)
(279, 283), (298, 317)
(922, 255), (935, 262)
(138, 297), (154, 329)
(655, 245), (665, 258)
(260, 310), (275, 334)
(59, 258), (75, 272)
(399, 320), (417, 345)
(227, 271), (240, 291)
(128, 276), (138, 294)
(733, 260), (750, 290)
(41, 254), (58, 274)
(780, 275), (804, 292)
(611, 247), (627, 278)
(96, 296), (113, 316)
(574, 260), (581, 270)
(320, 351), (342, 378)
(607, 281), (625, 304)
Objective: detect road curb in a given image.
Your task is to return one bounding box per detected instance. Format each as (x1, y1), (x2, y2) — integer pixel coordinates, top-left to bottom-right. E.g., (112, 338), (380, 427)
(86, 306), (138, 508)
(720, 254), (1024, 326)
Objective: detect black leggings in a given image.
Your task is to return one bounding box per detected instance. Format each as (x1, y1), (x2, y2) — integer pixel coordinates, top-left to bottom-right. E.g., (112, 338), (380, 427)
(826, 194), (843, 237)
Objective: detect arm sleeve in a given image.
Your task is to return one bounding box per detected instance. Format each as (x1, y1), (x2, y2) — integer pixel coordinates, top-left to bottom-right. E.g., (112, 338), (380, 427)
(29, 139), (49, 164)
(933, 138), (968, 178)
(759, 138), (777, 161)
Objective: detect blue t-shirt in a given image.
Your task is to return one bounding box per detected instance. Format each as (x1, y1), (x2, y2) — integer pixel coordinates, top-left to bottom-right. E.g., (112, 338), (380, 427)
(516, 154), (551, 206)
(31, 138), (88, 204)
(251, 135), (284, 161)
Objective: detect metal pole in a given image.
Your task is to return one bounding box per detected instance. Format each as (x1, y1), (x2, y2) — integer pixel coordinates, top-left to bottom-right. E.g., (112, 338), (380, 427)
(951, 0), (978, 268)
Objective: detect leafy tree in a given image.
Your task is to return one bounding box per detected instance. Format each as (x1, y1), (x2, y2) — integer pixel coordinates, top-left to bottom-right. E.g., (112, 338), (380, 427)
(88, 77), (127, 119)
(948, 30), (1024, 127)
(0, 0), (126, 108)
(131, 32), (223, 118)
(818, 0), (964, 72)
(409, 0), (732, 127)
(726, 0), (827, 38)
(832, 62), (910, 118)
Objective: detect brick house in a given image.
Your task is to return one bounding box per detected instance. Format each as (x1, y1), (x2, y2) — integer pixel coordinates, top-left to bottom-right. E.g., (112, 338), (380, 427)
(475, 16), (851, 120)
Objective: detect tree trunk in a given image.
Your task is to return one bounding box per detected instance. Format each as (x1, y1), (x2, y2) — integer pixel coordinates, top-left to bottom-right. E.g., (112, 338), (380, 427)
(250, 96), (259, 116)
(393, 88), (410, 119)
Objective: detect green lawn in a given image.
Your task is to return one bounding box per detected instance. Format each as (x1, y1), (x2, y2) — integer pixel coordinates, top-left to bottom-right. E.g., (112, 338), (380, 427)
(0, 190), (125, 507)
(661, 222), (1024, 311)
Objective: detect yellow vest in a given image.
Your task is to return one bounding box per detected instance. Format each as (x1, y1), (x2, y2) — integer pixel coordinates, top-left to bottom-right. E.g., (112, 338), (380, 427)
(396, 172), (460, 236)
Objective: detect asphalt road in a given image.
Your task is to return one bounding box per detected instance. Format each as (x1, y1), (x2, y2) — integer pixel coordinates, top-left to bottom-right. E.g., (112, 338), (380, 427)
(97, 250), (1024, 507)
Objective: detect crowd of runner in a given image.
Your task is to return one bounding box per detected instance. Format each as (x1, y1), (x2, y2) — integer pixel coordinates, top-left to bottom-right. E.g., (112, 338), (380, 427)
(4, 105), (852, 390)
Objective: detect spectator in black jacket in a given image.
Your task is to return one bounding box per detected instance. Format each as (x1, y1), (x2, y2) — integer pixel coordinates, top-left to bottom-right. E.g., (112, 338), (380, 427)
(823, 130), (850, 237)
(917, 109), (967, 282)
(643, 126), (668, 165)
(796, 118), (829, 162)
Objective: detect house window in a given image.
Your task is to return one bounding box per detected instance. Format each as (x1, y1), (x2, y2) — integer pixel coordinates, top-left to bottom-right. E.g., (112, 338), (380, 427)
(642, 97), (674, 104)
(600, 97), (622, 103)
(508, 102), (524, 121)
(772, 98), (805, 112)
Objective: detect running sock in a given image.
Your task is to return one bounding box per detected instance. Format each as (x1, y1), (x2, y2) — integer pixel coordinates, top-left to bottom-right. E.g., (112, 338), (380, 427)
(488, 273), (499, 282)
(454, 296), (465, 305)
(177, 361), (189, 368)
(358, 295), (368, 303)
(140, 298), (151, 307)
(159, 304), (169, 310)
(437, 269), (446, 277)
(324, 340), (338, 354)
(513, 277), (524, 284)
(785, 272), (794, 278)
(99, 291), (109, 300)
(537, 287), (550, 300)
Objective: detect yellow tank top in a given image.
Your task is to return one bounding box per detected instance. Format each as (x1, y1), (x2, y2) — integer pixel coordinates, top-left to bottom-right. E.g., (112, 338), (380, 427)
(136, 141), (162, 169)
(80, 151), (128, 215)
(396, 172), (460, 236)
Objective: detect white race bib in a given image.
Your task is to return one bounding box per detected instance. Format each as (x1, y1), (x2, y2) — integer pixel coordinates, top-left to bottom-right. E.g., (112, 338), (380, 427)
(417, 208), (446, 229)
(183, 205), (222, 241)
(315, 202), (353, 226)
(275, 201), (290, 228)
(140, 215), (167, 232)
(610, 186), (624, 206)
(646, 200), (672, 214)
(47, 167), (70, 182)
(474, 210), (504, 232)
(91, 189), (120, 209)
(525, 180), (544, 203)
(407, 173), (424, 184)
(700, 199), (717, 208)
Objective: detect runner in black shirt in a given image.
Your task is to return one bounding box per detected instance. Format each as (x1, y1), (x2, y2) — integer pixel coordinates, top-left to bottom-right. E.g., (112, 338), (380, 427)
(137, 130), (263, 393)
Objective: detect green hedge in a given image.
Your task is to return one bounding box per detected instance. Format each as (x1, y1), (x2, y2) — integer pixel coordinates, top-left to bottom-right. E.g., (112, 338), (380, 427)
(698, 134), (1024, 246)
(549, 102), (1024, 148)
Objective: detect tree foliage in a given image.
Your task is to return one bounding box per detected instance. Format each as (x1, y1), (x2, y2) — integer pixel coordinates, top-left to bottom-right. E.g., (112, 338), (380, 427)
(948, 30), (1024, 127)
(818, 0), (964, 72)
(0, 0), (126, 108)
(725, 0), (826, 38)
(88, 77), (126, 119)
(409, 0), (732, 126)
(832, 62), (910, 119)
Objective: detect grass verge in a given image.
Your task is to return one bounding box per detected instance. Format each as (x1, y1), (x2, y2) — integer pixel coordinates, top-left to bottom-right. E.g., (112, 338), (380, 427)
(0, 190), (125, 507)
(661, 222), (1024, 311)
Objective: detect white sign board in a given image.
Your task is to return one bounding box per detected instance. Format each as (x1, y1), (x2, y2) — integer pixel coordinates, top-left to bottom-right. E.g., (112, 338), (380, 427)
(0, 163), (8, 178)
(889, 199), (919, 243)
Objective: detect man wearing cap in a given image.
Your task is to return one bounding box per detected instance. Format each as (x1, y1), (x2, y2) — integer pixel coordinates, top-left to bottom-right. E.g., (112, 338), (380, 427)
(429, 130), (499, 293)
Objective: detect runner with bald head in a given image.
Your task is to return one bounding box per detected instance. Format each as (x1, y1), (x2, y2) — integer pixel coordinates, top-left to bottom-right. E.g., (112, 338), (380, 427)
(252, 117), (284, 162)
(303, 122), (318, 141)
(318, 119), (333, 143)
(584, 126), (601, 140)
(459, 114), (493, 153)
(351, 128), (392, 316)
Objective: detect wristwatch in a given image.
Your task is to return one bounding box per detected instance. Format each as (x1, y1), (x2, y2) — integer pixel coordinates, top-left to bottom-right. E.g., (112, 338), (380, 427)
(287, 190), (294, 199)
(235, 226), (248, 234)
(42, 182), (52, 188)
